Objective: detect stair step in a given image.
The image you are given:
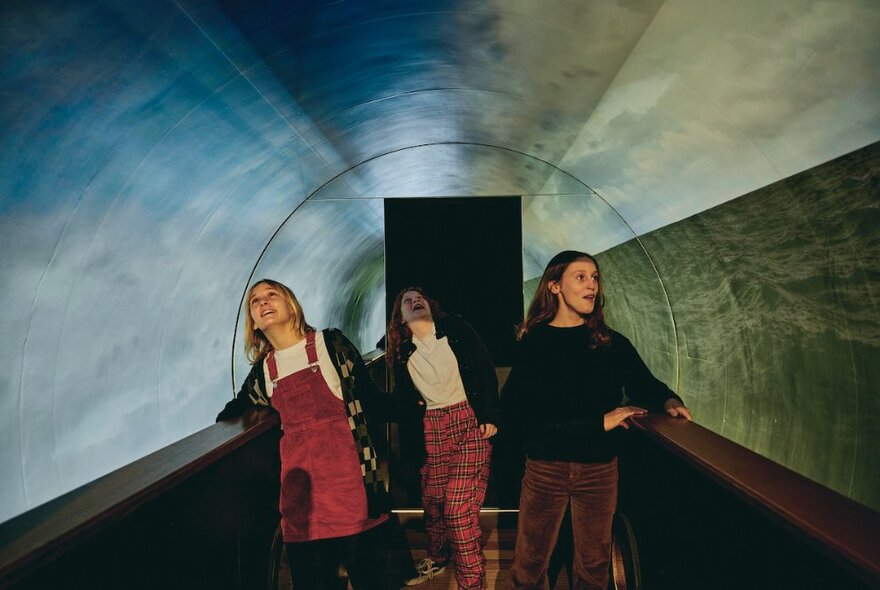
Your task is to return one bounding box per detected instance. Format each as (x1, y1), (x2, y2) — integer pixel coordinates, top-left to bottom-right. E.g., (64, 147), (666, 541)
(392, 510), (573, 589)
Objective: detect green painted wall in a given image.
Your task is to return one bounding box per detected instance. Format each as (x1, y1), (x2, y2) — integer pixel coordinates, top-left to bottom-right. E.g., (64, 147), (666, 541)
(596, 141), (879, 510)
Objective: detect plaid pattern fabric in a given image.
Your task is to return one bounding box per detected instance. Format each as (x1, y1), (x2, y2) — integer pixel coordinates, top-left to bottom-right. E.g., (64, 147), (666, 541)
(421, 400), (491, 590)
(246, 372), (270, 407)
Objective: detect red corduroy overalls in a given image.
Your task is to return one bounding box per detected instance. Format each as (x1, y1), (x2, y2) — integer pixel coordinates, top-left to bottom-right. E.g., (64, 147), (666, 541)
(268, 332), (386, 542)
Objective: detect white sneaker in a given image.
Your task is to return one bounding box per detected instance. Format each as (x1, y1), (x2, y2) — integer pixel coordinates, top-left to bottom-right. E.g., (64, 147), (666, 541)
(403, 557), (448, 586)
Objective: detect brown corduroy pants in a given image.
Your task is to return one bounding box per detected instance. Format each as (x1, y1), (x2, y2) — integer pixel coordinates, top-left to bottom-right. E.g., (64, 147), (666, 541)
(507, 457), (618, 590)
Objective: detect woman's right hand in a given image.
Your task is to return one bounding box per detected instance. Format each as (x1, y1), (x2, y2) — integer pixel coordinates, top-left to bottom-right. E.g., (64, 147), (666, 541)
(604, 406), (647, 431)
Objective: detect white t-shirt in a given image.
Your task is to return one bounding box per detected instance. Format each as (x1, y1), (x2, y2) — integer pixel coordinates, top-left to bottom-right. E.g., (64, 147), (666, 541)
(263, 331), (343, 400)
(407, 325), (467, 409)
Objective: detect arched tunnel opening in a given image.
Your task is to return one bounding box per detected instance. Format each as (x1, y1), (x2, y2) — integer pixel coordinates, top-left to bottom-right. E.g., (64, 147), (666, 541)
(1, 0), (879, 588)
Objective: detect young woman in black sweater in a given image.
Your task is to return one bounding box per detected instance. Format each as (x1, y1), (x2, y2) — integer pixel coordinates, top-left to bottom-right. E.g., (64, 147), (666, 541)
(504, 251), (691, 590)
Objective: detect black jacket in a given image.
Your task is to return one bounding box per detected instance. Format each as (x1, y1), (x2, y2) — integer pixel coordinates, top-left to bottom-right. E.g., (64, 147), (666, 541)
(391, 315), (501, 465)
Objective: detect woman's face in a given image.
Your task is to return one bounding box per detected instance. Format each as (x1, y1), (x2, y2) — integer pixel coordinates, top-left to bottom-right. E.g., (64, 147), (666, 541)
(550, 259), (599, 317)
(399, 290), (432, 324)
(249, 282), (294, 332)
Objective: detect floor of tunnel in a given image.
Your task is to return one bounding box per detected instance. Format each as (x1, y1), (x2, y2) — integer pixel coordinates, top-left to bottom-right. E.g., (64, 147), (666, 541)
(398, 511), (517, 589)
(275, 511), (576, 589)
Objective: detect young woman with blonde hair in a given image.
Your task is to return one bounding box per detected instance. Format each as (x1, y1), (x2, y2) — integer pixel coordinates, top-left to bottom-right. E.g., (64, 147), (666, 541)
(504, 251), (691, 590)
(217, 279), (394, 590)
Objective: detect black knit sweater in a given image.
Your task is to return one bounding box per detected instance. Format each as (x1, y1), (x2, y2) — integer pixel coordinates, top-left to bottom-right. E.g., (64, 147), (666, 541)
(502, 323), (681, 464)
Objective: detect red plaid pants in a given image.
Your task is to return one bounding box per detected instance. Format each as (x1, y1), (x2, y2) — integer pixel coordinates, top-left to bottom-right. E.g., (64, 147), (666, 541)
(421, 400), (492, 590)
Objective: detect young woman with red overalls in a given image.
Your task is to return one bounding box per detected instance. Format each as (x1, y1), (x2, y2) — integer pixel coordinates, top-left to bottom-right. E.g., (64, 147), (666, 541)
(217, 279), (394, 589)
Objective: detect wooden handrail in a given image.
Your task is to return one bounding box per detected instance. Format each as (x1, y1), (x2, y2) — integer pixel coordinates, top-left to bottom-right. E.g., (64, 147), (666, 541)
(0, 409), (279, 587)
(362, 348), (385, 367)
(630, 414), (880, 584)
(6, 361), (875, 588)
(0, 347), (387, 588)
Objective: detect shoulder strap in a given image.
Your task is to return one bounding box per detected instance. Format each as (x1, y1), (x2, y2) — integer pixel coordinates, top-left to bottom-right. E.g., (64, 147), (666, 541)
(305, 331), (318, 365)
(266, 350), (278, 382)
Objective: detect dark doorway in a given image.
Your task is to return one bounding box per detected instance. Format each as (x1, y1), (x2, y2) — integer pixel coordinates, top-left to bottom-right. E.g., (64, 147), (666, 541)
(384, 196), (522, 366)
(383, 196), (524, 509)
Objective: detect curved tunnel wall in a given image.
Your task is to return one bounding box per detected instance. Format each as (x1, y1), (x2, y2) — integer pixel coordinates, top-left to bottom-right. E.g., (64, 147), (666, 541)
(583, 144), (879, 509)
(1, 0), (879, 523)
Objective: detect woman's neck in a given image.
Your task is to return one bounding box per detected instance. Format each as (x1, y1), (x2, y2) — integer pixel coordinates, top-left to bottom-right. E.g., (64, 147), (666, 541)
(265, 326), (305, 351)
(549, 307), (586, 328)
(407, 319), (434, 340)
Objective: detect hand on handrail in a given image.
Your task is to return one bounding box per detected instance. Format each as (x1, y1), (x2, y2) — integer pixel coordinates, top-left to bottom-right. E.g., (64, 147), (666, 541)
(664, 398), (692, 421)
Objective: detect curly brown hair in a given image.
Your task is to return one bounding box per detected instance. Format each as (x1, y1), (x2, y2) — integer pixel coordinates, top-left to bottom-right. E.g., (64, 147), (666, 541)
(385, 286), (446, 373)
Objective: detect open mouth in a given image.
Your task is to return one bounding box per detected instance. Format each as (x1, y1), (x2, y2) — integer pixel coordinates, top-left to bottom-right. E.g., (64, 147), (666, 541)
(261, 309), (275, 317)
(413, 303), (425, 311)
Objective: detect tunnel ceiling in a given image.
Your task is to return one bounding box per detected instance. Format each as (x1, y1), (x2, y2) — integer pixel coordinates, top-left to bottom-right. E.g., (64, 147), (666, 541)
(1, 0), (879, 522)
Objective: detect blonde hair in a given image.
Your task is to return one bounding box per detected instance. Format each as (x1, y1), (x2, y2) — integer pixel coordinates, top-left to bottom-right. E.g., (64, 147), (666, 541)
(243, 279), (315, 364)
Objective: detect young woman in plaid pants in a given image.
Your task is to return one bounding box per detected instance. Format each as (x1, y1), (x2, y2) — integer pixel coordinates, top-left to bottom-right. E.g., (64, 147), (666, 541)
(388, 288), (501, 589)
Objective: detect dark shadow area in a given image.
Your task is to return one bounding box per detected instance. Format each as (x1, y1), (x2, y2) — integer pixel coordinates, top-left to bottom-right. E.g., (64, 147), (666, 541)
(384, 196), (523, 365)
(0, 412), (282, 590)
(618, 415), (880, 590)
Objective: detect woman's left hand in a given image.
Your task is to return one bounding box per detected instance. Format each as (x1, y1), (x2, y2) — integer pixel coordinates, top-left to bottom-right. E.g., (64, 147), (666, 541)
(480, 423), (498, 439)
(664, 399), (693, 421)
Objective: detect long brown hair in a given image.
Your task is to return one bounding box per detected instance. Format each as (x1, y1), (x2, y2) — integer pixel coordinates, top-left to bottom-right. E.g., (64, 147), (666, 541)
(386, 286), (445, 371)
(518, 250), (610, 348)
(244, 279), (315, 364)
